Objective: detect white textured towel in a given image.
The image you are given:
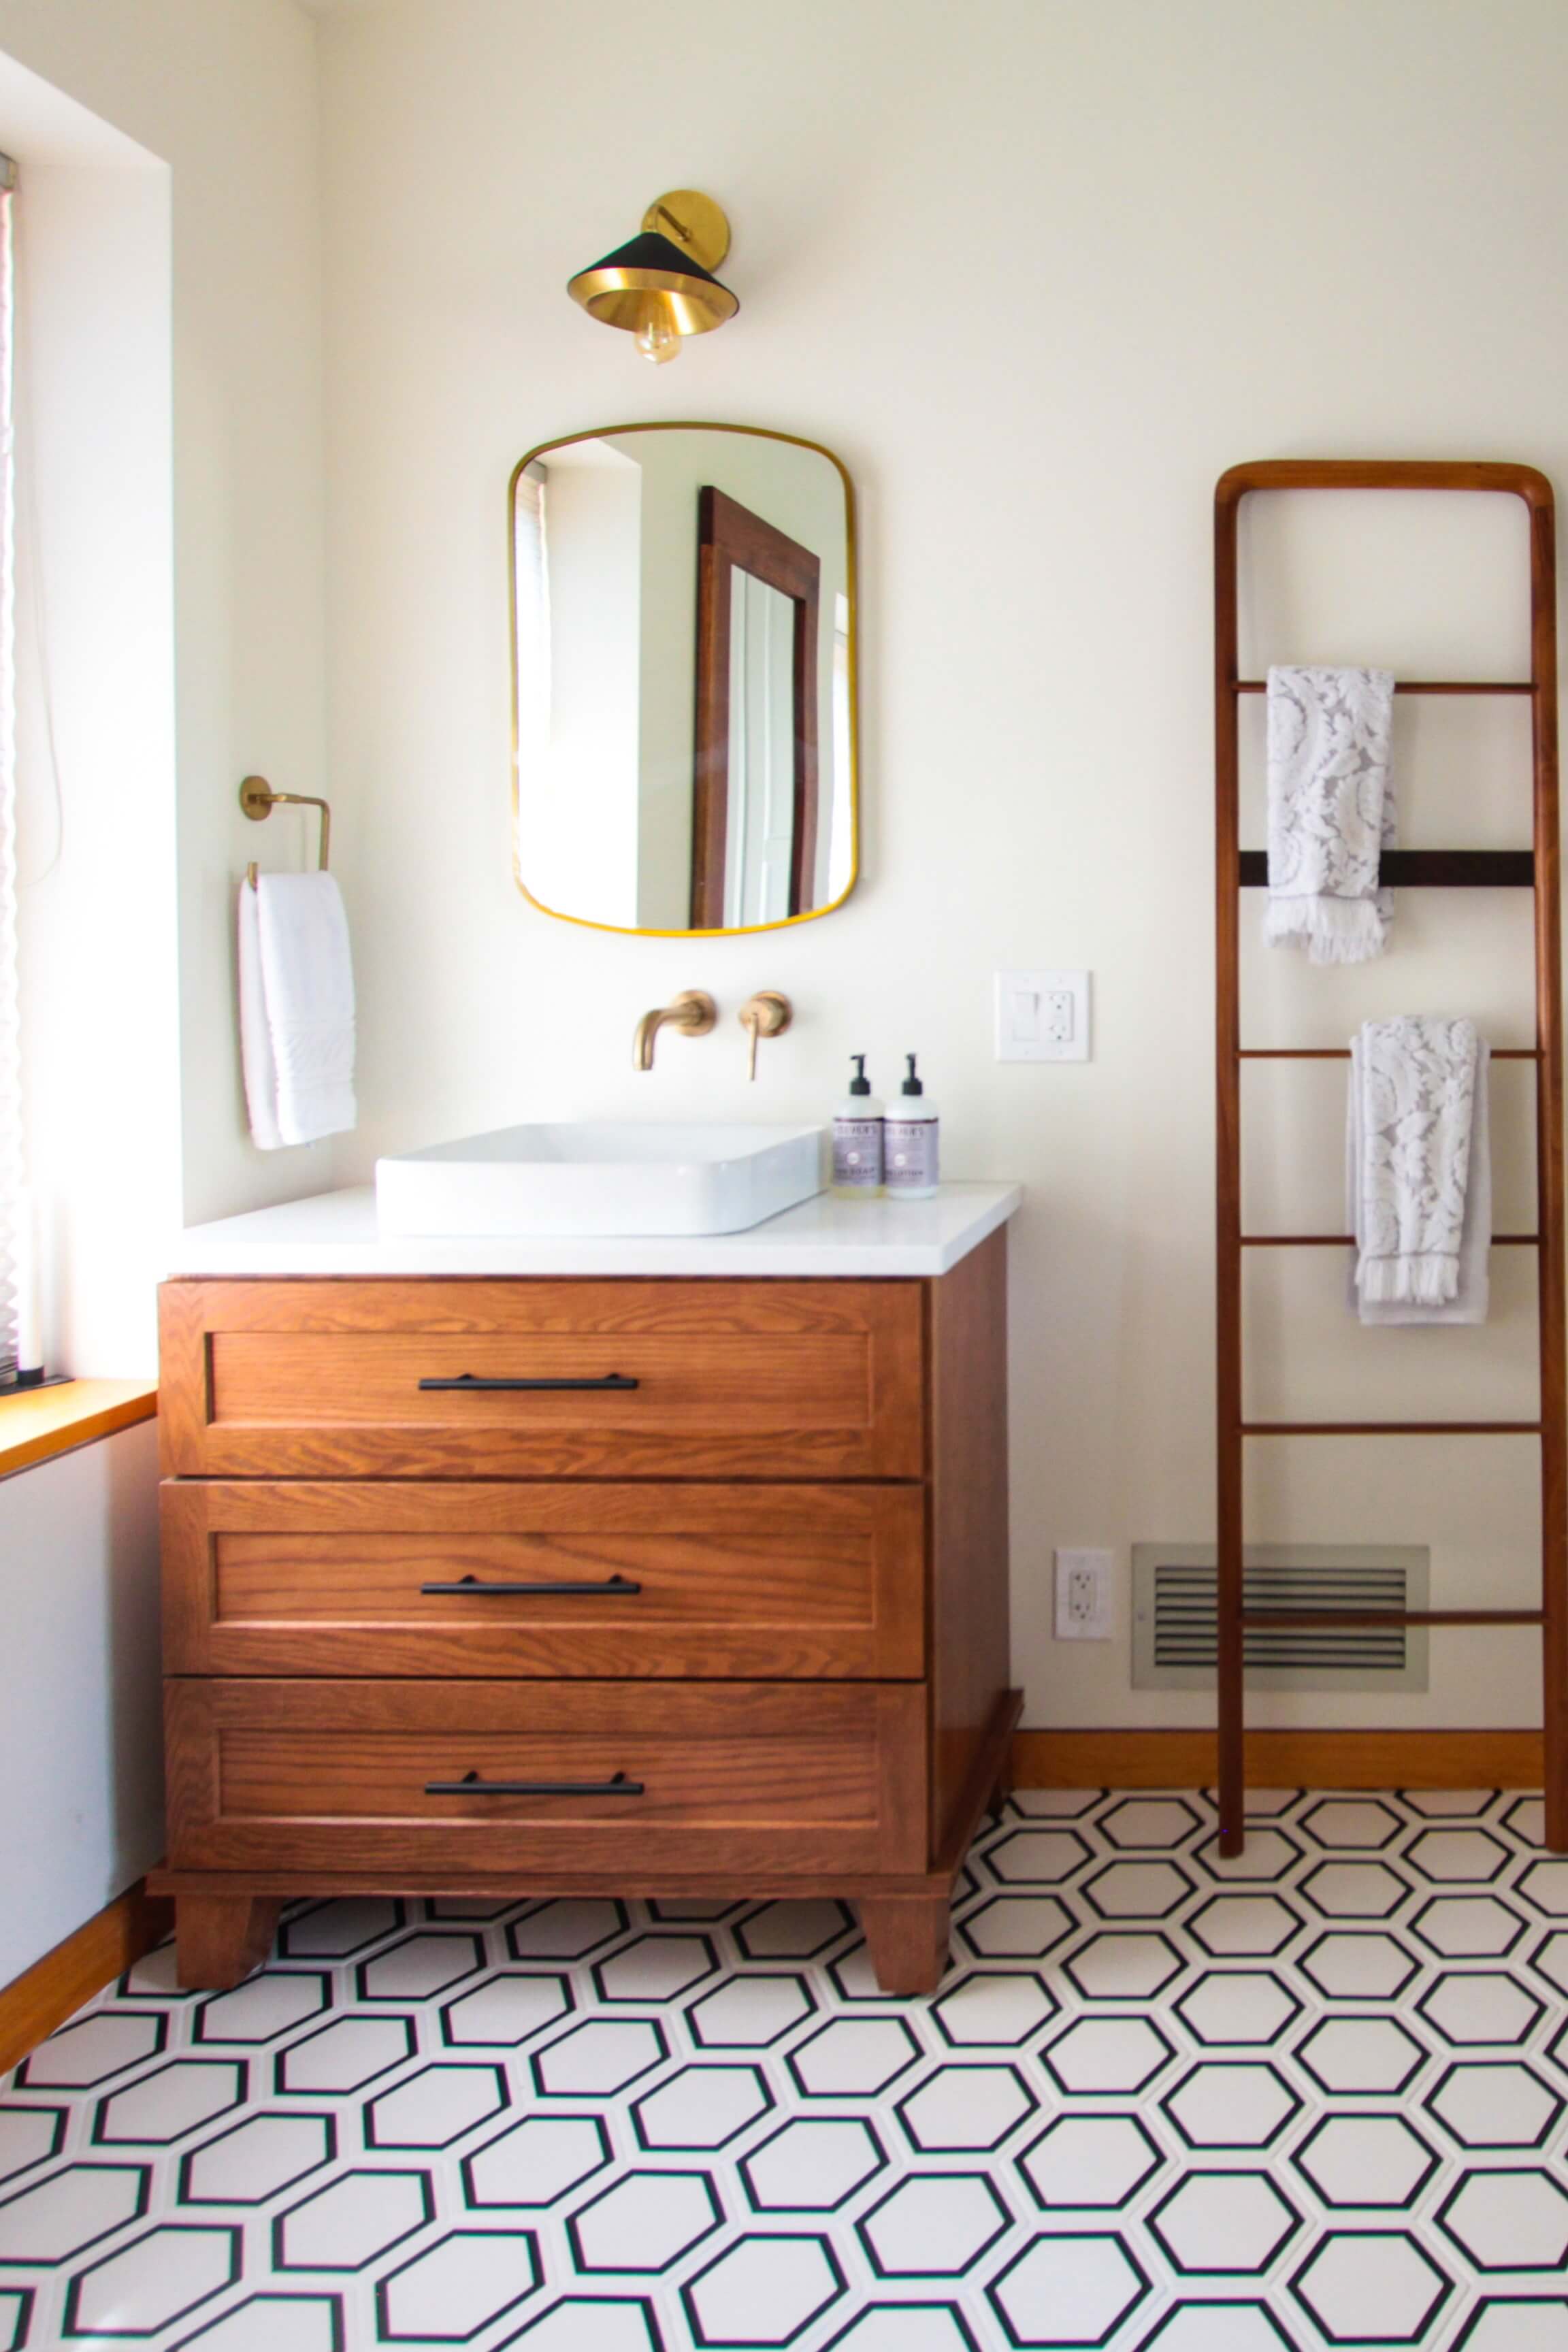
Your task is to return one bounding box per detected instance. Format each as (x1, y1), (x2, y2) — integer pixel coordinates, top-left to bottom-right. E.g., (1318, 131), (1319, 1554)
(1347, 1015), (1490, 1325)
(1266, 665), (1396, 964)
(238, 872), (357, 1149)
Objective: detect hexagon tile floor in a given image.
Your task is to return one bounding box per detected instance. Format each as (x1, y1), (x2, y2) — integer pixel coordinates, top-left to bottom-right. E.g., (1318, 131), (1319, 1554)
(10, 1792), (1568, 2350)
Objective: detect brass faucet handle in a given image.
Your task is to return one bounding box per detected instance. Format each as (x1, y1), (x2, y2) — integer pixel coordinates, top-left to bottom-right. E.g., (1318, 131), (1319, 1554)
(738, 990), (792, 1081)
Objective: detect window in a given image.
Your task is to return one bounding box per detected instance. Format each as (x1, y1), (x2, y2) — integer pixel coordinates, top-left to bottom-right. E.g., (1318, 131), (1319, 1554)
(0, 157), (20, 1381)
(513, 459), (551, 789)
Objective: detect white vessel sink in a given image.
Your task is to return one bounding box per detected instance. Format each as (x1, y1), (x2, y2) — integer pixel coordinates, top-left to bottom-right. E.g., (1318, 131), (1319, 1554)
(376, 1122), (826, 1239)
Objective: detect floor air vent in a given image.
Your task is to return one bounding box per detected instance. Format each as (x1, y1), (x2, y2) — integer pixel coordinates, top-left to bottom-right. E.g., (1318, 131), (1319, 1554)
(1131, 1543), (1430, 1693)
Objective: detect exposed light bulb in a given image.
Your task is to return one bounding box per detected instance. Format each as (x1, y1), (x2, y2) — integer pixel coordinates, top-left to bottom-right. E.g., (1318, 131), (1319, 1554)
(635, 310), (681, 365)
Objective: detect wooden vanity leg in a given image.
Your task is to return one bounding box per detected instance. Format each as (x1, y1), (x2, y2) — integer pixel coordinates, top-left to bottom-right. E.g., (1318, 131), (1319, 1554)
(860, 1895), (951, 1996)
(176, 1895), (282, 1990)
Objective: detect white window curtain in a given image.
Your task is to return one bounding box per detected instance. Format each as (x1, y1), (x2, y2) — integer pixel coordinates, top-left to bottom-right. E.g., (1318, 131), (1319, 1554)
(0, 161), (20, 1381)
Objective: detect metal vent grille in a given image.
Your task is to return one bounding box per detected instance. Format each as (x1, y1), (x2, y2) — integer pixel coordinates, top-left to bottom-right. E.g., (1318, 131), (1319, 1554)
(1132, 1544), (1430, 1693)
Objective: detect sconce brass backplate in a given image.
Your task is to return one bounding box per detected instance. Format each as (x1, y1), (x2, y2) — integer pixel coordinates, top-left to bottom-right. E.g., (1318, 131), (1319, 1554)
(641, 190), (730, 274)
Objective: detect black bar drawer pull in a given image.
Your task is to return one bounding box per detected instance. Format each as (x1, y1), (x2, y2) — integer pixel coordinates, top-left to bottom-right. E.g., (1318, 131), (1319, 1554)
(426, 1767), (644, 1798)
(420, 1573), (642, 1598)
(416, 1372), (640, 1393)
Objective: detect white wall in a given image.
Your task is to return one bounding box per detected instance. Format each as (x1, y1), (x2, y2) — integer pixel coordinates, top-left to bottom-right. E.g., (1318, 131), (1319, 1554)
(0, 0), (331, 1262)
(0, 1420), (162, 1982)
(318, 0), (1568, 1734)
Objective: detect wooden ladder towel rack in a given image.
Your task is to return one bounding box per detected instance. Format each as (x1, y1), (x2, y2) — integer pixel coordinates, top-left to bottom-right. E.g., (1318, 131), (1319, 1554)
(1214, 458), (1567, 1857)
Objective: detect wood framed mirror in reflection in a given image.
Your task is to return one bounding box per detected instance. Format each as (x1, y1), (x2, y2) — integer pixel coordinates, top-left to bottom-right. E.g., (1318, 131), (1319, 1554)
(508, 422), (858, 938)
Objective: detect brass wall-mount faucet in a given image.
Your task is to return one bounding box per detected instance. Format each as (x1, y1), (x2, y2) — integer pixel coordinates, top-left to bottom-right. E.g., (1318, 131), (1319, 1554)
(632, 990), (717, 1071)
(738, 991), (792, 1080)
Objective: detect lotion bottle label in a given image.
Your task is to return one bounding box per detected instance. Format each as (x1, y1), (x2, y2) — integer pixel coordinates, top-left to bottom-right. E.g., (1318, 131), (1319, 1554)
(832, 1120), (884, 1188)
(885, 1118), (938, 1192)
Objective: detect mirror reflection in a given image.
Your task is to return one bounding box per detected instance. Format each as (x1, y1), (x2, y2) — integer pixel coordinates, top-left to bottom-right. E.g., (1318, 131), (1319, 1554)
(510, 423), (857, 936)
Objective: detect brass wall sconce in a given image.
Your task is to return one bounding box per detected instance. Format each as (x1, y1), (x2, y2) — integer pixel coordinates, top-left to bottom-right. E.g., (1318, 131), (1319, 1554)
(567, 190), (738, 365)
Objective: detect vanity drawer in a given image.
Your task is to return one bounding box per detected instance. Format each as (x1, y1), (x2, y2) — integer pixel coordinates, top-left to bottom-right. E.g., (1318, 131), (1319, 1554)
(159, 1279), (924, 1481)
(165, 1678), (928, 1878)
(162, 1480), (926, 1679)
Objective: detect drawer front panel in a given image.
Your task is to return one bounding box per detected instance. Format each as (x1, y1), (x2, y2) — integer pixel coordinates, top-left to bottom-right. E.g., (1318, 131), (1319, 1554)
(162, 1482), (926, 1679)
(166, 1679), (928, 1876)
(160, 1279), (924, 1480)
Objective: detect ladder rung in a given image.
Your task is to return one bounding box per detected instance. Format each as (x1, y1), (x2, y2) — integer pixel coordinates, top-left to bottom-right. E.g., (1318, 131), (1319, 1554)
(1239, 1046), (1541, 1060)
(1240, 1232), (1539, 1246)
(1239, 1607), (1544, 1629)
(1237, 849), (1535, 887)
(1242, 1420), (1543, 1436)
(1233, 678), (1535, 696)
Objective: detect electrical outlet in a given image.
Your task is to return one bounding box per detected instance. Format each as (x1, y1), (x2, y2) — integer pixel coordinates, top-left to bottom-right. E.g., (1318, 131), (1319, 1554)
(1055, 1547), (1113, 1641)
(995, 970), (1091, 1062)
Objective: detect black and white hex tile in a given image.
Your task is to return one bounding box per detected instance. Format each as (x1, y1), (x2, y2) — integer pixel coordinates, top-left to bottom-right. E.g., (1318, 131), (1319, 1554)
(12, 1790), (1568, 2345)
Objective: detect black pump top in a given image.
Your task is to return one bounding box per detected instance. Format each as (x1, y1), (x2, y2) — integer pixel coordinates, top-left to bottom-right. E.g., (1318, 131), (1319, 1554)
(901, 1054), (924, 1097)
(848, 1054), (871, 1098)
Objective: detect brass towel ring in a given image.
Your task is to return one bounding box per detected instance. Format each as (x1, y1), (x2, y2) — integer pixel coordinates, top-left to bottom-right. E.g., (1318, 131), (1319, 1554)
(241, 775), (332, 890)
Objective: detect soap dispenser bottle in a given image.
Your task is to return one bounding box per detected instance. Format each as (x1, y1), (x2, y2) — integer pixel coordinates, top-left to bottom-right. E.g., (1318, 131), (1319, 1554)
(831, 1055), (884, 1198)
(885, 1055), (940, 1199)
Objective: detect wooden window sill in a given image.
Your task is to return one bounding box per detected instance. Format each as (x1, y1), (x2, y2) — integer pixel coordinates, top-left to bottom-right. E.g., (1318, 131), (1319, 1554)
(0, 1379), (158, 1480)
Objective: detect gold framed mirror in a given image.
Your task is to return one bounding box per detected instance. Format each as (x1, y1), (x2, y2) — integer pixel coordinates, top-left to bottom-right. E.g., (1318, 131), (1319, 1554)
(508, 422), (858, 938)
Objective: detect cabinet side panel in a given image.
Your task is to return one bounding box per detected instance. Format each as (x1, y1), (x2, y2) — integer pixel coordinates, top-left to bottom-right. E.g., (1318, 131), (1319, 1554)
(929, 1226), (1011, 1856)
(158, 1284), (212, 1475)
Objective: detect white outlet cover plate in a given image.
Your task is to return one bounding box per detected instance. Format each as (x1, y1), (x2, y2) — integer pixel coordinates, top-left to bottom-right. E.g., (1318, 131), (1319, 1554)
(1055, 1546), (1114, 1640)
(996, 969), (1091, 1062)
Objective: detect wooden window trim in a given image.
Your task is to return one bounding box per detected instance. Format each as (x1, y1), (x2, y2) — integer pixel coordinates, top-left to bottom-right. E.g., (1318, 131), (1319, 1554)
(0, 1378), (158, 1480)
(691, 485), (821, 930)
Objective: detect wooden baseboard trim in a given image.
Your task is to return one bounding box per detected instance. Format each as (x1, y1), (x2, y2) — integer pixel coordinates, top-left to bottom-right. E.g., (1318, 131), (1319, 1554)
(935, 1688), (1025, 1875)
(0, 1882), (173, 2078)
(23, 1728), (1531, 2065)
(1012, 1727), (1544, 1791)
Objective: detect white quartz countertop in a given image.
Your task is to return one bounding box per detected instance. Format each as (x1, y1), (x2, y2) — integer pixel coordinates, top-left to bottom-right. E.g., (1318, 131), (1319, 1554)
(166, 1181), (1024, 1280)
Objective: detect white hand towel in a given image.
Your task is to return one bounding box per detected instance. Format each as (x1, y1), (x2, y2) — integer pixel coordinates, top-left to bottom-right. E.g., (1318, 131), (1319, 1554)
(1346, 1015), (1490, 1324)
(238, 872), (357, 1149)
(238, 877), (282, 1151)
(1266, 665), (1396, 964)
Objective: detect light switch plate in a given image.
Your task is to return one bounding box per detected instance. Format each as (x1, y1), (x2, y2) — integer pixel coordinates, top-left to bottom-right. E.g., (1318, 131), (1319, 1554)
(996, 969), (1091, 1062)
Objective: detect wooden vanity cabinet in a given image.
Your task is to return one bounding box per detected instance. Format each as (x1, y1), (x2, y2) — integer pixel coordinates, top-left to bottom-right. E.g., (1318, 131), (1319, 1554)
(152, 1228), (1018, 1996)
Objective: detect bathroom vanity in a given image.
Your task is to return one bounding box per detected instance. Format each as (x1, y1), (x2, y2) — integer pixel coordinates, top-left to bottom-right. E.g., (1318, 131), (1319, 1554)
(152, 1184), (1021, 1995)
